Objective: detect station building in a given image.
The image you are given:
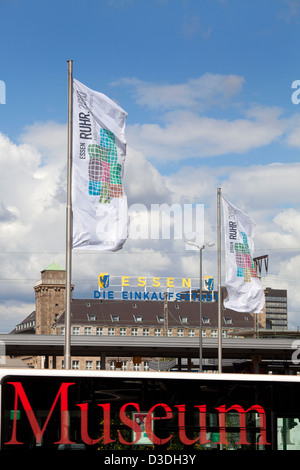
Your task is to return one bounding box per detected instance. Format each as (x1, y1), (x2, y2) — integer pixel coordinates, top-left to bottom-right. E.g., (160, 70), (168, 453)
(11, 263), (287, 371)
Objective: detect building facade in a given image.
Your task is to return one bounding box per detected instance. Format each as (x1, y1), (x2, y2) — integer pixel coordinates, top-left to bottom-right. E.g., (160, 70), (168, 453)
(264, 288), (288, 330)
(12, 264), (283, 371)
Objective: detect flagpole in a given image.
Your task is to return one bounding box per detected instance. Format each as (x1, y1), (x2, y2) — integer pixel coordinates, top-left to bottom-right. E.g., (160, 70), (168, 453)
(65, 59), (73, 370)
(217, 187), (222, 373)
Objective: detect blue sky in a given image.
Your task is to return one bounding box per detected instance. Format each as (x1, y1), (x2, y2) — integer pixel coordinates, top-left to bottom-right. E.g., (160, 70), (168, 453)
(0, 0), (300, 332)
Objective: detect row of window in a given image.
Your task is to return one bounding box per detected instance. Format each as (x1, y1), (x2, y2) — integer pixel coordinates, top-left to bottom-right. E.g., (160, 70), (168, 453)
(62, 360), (150, 371)
(87, 313), (190, 325)
(266, 308), (287, 314)
(266, 302), (287, 308)
(16, 316), (235, 332)
(60, 326), (231, 338)
(266, 314), (287, 320)
(81, 314), (235, 325)
(16, 320), (35, 331)
(269, 319), (288, 325)
(266, 297), (287, 302)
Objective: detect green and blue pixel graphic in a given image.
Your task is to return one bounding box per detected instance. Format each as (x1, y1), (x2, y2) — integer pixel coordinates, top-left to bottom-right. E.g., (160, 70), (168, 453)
(88, 128), (123, 203)
(235, 232), (257, 282)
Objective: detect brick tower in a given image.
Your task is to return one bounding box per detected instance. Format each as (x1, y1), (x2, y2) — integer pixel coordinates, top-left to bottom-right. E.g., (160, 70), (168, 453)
(34, 262), (69, 335)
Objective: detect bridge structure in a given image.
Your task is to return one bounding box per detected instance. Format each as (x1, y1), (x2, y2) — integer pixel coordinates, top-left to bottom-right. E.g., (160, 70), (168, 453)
(0, 334), (299, 373)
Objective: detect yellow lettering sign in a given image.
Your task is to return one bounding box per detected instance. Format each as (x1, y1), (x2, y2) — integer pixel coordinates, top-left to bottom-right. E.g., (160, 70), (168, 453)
(182, 278), (191, 288)
(152, 277), (161, 287)
(167, 277), (174, 288)
(122, 276), (130, 287)
(138, 276), (146, 287)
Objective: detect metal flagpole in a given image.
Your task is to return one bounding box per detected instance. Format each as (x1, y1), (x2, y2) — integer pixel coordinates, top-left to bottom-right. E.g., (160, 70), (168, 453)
(217, 187), (222, 373)
(199, 246), (203, 372)
(64, 59), (73, 370)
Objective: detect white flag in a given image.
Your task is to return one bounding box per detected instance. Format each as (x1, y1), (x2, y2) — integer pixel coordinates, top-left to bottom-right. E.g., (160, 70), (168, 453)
(72, 79), (128, 251)
(222, 197), (265, 313)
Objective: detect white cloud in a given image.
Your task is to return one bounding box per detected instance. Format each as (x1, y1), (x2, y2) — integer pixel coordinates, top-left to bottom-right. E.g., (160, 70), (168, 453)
(117, 75), (300, 163)
(126, 105), (289, 161)
(124, 146), (171, 205)
(0, 127), (66, 255)
(0, 302), (35, 333)
(113, 73), (245, 111)
(221, 162), (300, 211)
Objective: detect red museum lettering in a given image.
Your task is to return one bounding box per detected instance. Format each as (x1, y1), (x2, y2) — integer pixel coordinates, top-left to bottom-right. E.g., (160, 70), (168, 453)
(4, 381), (271, 447)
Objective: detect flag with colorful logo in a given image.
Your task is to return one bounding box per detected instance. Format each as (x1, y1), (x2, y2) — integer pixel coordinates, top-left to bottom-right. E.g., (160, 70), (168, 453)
(222, 197), (265, 313)
(72, 79), (128, 251)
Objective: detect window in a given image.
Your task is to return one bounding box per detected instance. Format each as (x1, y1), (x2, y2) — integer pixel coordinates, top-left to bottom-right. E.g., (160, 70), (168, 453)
(203, 317), (210, 324)
(156, 316), (164, 324)
(111, 314), (120, 322)
(121, 361), (127, 371)
(131, 328), (138, 336)
(110, 361), (116, 370)
(85, 361), (93, 370)
(154, 328), (161, 336)
(188, 329), (195, 337)
(143, 328), (149, 336)
(134, 363), (140, 371)
(143, 361), (150, 371)
(84, 327), (91, 335)
(211, 329), (218, 338)
(224, 317), (232, 325)
(120, 328), (127, 336)
(61, 327), (65, 335)
(108, 328), (115, 336)
(96, 327), (103, 335)
(134, 315), (143, 323)
(72, 327), (80, 335)
(180, 316), (188, 324)
(167, 328), (173, 337)
(96, 361), (101, 370)
(88, 314), (96, 321)
(177, 328), (184, 337)
(72, 360), (79, 370)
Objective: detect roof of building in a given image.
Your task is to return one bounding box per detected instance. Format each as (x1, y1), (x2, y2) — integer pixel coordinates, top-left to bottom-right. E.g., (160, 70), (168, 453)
(54, 298), (255, 330)
(43, 262), (65, 271)
(10, 310), (36, 334)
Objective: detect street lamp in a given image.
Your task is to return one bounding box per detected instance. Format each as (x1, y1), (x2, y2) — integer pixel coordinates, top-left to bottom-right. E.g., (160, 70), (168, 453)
(187, 241), (215, 372)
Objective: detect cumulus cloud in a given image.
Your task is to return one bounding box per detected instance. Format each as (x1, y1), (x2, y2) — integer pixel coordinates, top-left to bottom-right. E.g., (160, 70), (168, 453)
(0, 128), (66, 254)
(115, 74), (300, 163)
(0, 302), (36, 334)
(0, 126), (67, 331)
(113, 73), (245, 111)
(124, 146), (171, 205)
(221, 163), (300, 211)
(126, 106), (289, 161)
